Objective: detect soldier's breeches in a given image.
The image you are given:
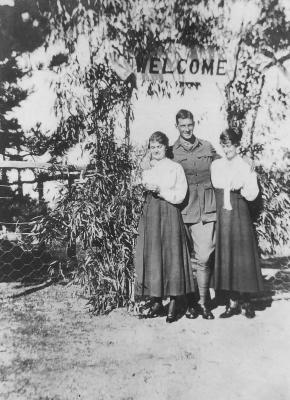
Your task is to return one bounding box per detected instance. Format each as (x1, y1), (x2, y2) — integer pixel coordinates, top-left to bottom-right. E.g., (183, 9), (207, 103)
(187, 221), (215, 306)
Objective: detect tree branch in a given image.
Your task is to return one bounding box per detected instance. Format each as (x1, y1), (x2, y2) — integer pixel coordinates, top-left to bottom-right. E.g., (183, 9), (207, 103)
(249, 74), (266, 150)
(263, 53), (290, 71)
(225, 37), (244, 101)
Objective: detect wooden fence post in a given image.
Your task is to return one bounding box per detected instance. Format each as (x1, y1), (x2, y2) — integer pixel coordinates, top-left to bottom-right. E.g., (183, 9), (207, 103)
(37, 179), (44, 202)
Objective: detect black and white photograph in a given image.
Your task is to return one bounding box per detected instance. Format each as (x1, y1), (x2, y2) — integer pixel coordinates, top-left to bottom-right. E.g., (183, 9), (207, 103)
(0, 1), (290, 399)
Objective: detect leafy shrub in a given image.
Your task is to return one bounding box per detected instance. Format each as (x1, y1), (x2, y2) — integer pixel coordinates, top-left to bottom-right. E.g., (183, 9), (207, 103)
(36, 137), (143, 313)
(254, 165), (290, 256)
(33, 60), (144, 314)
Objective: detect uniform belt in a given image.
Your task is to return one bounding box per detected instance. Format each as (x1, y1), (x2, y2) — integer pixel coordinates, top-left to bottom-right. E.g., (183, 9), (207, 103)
(186, 174), (212, 185)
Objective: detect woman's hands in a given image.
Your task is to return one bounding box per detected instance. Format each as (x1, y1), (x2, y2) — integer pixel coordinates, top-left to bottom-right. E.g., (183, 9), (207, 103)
(230, 174), (245, 191)
(140, 150), (152, 170)
(242, 155), (255, 172)
(230, 181), (243, 191)
(144, 182), (160, 193)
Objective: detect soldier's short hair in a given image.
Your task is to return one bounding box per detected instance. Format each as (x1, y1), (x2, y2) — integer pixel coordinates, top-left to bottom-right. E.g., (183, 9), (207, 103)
(175, 109), (194, 124)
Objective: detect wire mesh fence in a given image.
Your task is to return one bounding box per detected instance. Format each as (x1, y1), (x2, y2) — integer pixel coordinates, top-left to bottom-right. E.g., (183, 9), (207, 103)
(0, 163), (80, 291)
(0, 220), (76, 286)
(0, 218), (289, 301)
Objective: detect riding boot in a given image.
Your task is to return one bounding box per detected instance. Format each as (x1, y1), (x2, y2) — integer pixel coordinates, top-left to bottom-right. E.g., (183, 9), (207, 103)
(185, 292), (200, 319)
(196, 266), (214, 319)
(166, 296), (177, 323)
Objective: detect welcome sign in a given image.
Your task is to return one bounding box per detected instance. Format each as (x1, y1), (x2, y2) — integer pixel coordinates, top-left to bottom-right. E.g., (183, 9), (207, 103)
(136, 56), (227, 77)
(111, 47), (230, 85)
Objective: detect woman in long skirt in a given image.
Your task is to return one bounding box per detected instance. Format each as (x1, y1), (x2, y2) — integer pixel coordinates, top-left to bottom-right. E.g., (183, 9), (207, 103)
(211, 128), (264, 318)
(135, 131), (195, 323)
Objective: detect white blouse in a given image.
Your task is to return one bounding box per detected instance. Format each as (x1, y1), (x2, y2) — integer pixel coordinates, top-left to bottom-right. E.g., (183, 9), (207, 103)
(211, 155), (259, 210)
(142, 157), (188, 204)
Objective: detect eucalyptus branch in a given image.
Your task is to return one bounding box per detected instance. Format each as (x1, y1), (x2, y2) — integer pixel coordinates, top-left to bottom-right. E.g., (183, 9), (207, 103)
(263, 53), (290, 72)
(225, 37), (244, 101)
(249, 74), (265, 150)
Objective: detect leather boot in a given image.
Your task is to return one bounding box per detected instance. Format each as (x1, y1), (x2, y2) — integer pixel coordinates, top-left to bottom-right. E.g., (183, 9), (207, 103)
(166, 298), (177, 323)
(243, 302), (255, 319)
(200, 305), (215, 320)
(185, 293), (200, 319)
(219, 306), (241, 318)
(185, 306), (200, 319)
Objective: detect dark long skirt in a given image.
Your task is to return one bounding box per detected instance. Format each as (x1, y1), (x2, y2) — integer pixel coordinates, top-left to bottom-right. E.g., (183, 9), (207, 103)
(135, 193), (195, 298)
(212, 189), (264, 293)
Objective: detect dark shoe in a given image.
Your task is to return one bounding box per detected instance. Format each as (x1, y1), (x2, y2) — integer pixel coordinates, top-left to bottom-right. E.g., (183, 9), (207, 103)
(219, 306), (241, 318)
(243, 303), (255, 319)
(166, 315), (177, 323)
(200, 306), (215, 320)
(166, 299), (177, 323)
(147, 302), (164, 318)
(185, 306), (200, 319)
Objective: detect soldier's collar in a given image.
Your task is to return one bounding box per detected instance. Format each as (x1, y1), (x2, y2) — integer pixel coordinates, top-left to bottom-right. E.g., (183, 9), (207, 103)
(175, 137), (201, 151)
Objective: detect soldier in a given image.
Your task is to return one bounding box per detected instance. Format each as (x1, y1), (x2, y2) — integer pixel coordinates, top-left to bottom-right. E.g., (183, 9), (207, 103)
(171, 109), (220, 319)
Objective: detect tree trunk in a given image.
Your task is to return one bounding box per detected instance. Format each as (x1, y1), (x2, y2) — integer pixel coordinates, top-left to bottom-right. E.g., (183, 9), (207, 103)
(125, 101), (131, 148)
(17, 169), (23, 199)
(249, 74), (265, 152)
(37, 179), (44, 201)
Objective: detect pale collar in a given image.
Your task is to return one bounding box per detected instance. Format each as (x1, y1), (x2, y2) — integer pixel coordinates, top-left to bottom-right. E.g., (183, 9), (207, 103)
(150, 157), (168, 167)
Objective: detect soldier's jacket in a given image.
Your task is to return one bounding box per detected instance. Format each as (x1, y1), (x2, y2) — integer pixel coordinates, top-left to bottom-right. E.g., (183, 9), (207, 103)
(170, 138), (221, 224)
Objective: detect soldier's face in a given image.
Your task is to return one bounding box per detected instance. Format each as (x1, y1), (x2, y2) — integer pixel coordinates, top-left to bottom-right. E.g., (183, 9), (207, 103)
(176, 118), (195, 140)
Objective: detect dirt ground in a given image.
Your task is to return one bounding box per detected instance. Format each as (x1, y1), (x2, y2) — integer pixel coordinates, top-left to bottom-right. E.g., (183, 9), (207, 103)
(1, 264), (290, 400)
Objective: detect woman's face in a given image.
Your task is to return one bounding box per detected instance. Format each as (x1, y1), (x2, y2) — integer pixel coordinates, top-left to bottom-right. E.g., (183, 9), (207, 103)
(221, 142), (238, 160)
(149, 141), (166, 160)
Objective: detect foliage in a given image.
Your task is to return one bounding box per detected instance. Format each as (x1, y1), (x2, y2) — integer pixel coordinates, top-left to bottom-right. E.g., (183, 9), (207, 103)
(222, 0), (290, 253)
(41, 0), (220, 98)
(1, 195), (47, 223)
(0, 0), (50, 221)
(36, 142), (143, 314)
(0, 0), (49, 60)
(255, 164), (290, 255)
(0, 0), (49, 165)
(239, 141), (290, 256)
(244, 0), (290, 52)
(225, 0), (290, 137)
(34, 61), (143, 313)
(0, 55), (35, 216)
(42, 0), (290, 128)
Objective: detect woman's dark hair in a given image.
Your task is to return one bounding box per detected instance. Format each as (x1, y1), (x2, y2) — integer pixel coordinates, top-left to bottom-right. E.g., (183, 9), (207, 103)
(148, 131), (169, 149)
(175, 109), (194, 124)
(220, 128), (242, 146)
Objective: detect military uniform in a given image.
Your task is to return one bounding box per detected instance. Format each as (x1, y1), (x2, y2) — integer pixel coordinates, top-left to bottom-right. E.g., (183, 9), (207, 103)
(171, 137), (220, 309)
